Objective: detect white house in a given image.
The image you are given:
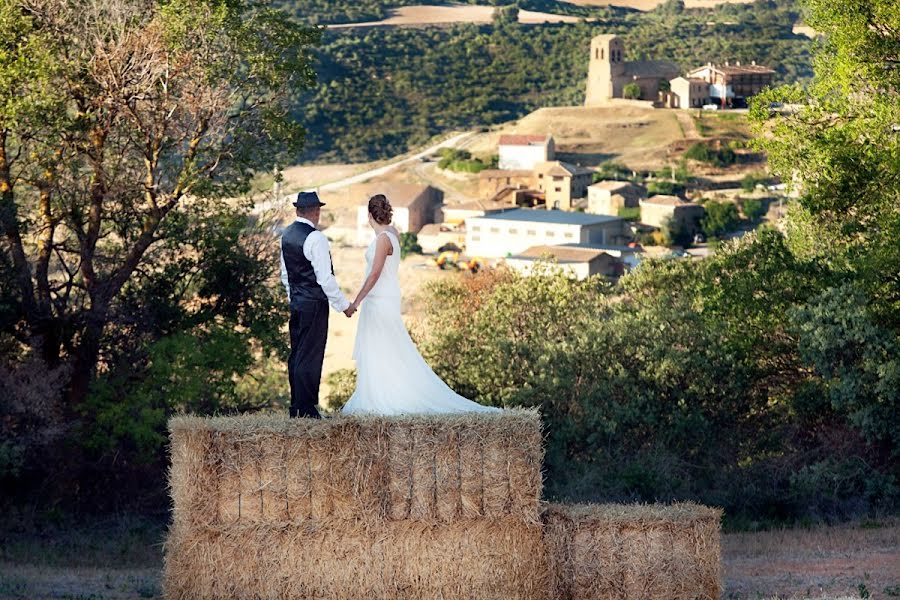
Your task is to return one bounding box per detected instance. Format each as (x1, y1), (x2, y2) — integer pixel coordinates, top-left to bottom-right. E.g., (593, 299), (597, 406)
(505, 245), (625, 280)
(465, 208), (627, 258)
(498, 134), (555, 171)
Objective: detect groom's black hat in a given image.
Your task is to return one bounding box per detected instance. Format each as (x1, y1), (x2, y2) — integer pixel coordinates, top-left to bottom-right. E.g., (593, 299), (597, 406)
(293, 190), (326, 208)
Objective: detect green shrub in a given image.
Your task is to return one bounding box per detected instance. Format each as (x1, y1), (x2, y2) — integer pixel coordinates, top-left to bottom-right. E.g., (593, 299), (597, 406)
(684, 142), (737, 167)
(399, 232), (422, 258)
(701, 200), (740, 237)
(742, 198), (765, 221)
(623, 82), (642, 99)
(325, 368), (357, 411)
(617, 206), (641, 221)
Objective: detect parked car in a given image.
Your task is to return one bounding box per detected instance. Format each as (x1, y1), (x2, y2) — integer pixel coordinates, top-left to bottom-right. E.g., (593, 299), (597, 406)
(702, 104), (720, 111)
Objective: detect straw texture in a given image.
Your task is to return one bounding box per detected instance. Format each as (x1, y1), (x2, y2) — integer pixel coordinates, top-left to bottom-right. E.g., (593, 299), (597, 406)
(164, 519), (548, 600)
(168, 410), (543, 527)
(542, 502), (723, 600)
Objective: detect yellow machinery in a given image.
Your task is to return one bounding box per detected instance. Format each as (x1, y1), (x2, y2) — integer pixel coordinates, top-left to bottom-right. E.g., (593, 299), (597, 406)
(426, 252), (486, 273)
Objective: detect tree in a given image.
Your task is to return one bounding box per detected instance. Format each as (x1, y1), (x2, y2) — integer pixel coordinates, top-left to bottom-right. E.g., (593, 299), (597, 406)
(399, 232), (423, 259)
(623, 83), (642, 100)
(0, 0), (320, 409)
(701, 201), (740, 238)
(749, 0), (900, 330)
(741, 198), (765, 221)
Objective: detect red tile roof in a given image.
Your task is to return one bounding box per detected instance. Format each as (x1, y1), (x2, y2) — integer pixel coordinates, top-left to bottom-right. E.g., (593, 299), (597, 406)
(498, 134), (552, 147)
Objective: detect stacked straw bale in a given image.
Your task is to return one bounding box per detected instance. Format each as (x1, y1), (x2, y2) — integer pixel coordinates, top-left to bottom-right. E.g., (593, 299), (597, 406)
(542, 502), (723, 600)
(165, 410), (546, 599)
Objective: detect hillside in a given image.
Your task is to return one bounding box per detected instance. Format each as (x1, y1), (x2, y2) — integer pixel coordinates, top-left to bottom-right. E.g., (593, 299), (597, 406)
(294, 0), (811, 162)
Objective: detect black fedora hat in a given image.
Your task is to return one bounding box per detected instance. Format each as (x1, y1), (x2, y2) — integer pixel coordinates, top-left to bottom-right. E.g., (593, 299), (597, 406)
(293, 190), (326, 208)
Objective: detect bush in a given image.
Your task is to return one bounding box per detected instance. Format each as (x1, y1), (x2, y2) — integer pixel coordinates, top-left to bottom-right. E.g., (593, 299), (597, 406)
(701, 200), (740, 237)
(623, 82), (641, 99)
(742, 198), (765, 221)
(399, 232), (422, 258)
(647, 180), (685, 196)
(325, 368), (356, 411)
(417, 232), (900, 521)
(741, 172), (765, 193)
(684, 142), (737, 167)
(617, 206), (641, 221)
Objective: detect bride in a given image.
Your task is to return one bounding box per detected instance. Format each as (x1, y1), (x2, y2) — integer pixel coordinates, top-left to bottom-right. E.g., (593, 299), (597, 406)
(341, 194), (499, 416)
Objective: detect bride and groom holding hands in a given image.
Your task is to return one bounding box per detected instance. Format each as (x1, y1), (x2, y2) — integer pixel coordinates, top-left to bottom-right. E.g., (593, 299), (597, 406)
(280, 190), (498, 419)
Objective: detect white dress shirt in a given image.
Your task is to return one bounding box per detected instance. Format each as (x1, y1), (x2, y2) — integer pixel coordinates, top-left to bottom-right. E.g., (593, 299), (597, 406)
(280, 217), (350, 313)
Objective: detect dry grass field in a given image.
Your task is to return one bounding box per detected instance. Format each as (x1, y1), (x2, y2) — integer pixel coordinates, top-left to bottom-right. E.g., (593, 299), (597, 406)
(565, 0), (754, 10)
(1, 518), (897, 599)
(328, 5), (583, 29)
(464, 105), (686, 170)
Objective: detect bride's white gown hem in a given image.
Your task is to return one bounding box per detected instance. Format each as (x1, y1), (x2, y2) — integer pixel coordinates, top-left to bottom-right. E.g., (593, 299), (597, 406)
(342, 231), (498, 416)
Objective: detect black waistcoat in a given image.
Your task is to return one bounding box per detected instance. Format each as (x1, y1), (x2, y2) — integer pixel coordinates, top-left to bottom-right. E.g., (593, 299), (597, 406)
(281, 221), (329, 305)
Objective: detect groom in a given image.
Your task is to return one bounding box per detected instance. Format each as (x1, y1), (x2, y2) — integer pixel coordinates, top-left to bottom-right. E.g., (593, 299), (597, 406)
(280, 191), (355, 418)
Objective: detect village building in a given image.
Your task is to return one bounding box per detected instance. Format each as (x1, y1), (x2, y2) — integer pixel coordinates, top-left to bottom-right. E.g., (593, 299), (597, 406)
(478, 169), (535, 201)
(415, 223), (466, 254)
(587, 180), (646, 215)
(498, 134), (555, 170)
(351, 182), (443, 245)
(441, 199), (513, 226)
(466, 208), (628, 258)
(685, 61), (775, 107)
(668, 76), (711, 109)
(505, 245), (626, 279)
(534, 161), (594, 211)
(585, 34), (680, 105)
(639, 195), (705, 235)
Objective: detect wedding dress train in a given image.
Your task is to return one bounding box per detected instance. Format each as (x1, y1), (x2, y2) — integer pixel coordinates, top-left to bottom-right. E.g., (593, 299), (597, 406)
(341, 231), (499, 416)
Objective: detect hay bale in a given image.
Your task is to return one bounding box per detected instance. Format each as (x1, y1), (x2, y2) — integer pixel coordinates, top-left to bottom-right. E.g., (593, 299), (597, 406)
(168, 409), (542, 527)
(543, 502), (722, 600)
(163, 518), (548, 600)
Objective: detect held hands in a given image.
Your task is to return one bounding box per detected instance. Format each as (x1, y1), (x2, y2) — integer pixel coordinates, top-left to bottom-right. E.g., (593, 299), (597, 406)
(343, 301), (359, 318)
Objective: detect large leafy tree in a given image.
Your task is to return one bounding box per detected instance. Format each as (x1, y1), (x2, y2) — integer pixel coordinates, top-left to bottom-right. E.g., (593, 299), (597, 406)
(0, 0), (320, 411)
(749, 0), (900, 329)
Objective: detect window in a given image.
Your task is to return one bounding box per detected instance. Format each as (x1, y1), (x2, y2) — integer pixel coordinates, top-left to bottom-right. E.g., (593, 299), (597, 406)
(527, 229), (537, 236)
(564, 232), (574, 239)
(555, 187), (562, 193)
(538, 173), (543, 178)
(553, 176), (564, 182)
(546, 230), (556, 237)
(489, 227), (500, 233)
(472, 226), (481, 232)
(471, 235), (480, 241)
(509, 228), (518, 234)
(600, 49), (604, 60)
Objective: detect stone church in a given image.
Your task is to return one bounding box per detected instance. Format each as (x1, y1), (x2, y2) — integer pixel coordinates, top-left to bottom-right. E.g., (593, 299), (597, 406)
(585, 34), (680, 105)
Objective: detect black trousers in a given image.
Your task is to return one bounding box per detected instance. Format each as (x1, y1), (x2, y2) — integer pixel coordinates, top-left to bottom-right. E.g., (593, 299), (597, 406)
(288, 299), (329, 418)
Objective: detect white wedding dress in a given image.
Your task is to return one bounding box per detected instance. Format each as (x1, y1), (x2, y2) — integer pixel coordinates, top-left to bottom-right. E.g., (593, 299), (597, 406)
(342, 231), (499, 416)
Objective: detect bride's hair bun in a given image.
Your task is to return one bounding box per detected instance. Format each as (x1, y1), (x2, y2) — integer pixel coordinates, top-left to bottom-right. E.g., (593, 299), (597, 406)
(368, 194), (393, 225)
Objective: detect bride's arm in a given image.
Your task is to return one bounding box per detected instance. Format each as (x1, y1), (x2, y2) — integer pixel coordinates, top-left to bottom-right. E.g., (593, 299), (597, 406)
(350, 234), (393, 310)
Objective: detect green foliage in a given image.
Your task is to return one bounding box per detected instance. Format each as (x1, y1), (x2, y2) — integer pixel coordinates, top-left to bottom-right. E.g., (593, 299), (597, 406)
(399, 232), (423, 259)
(617, 206), (641, 221)
(325, 368), (356, 411)
(701, 200), (740, 237)
(593, 162), (635, 182)
(684, 142), (737, 167)
(437, 148), (494, 173)
(749, 0), (900, 330)
(790, 284), (900, 454)
(741, 198), (765, 221)
(741, 172), (765, 192)
(622, 82), (642, 100)
(661, 216), (692, 247)
(300, 3), (813, 161)
(647, 180), (685, 196)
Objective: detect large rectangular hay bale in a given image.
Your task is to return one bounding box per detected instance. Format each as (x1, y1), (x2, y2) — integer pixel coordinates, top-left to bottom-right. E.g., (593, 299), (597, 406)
(168, 409), (542, 527)
(163, 518), (548, 600)
(543, 502), (722, 600)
